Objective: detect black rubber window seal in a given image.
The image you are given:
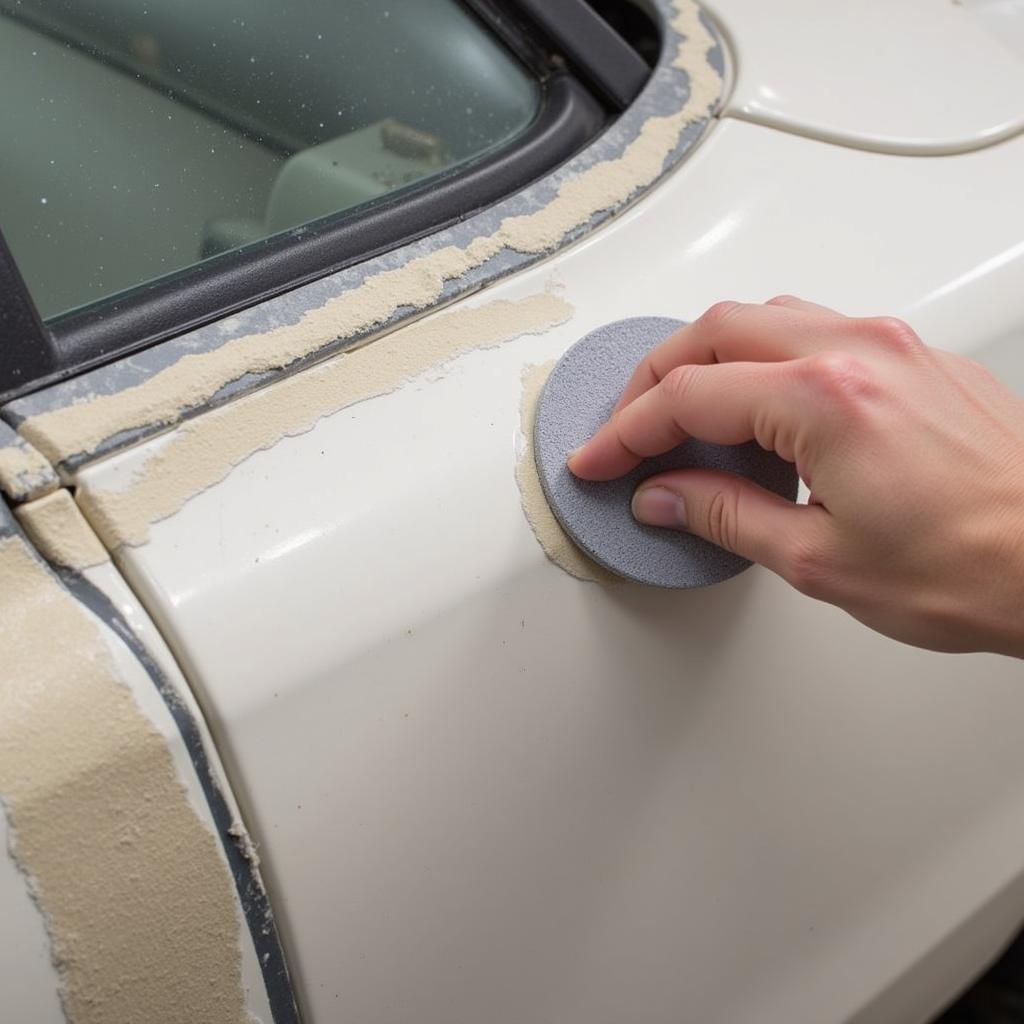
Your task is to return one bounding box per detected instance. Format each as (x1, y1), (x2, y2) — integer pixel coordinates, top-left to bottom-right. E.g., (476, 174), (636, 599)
(495, 0), (651, 110)
(0, 232), (55, 400)
(0, 0), (654, 405)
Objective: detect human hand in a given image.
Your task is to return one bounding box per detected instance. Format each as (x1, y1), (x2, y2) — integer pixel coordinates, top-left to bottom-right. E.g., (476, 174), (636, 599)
(568, 297), (1024, 657)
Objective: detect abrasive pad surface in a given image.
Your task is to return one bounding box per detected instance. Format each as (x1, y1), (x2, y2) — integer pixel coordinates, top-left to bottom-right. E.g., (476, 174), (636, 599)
(534, 318), (800, 588)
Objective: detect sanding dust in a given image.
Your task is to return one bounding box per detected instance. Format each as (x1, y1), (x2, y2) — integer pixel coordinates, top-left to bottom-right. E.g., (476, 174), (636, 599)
(78, 292), (574, 549)
(228, 821), (261, 871)
(0, 437), (58, 503)
(18, 0), (722, 469)
(15, 490), (109, 572)
(0, 534), (251, 1024)
(517, 363), (617, 584)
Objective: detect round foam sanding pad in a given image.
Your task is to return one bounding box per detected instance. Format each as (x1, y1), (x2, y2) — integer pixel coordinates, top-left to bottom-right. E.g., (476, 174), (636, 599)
(534, 317), (800, 588)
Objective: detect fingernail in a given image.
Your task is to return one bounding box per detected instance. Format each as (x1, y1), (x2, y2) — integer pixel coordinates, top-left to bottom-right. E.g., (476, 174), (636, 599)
(632, 486), (688, 529)
(566, 446), (583, 472)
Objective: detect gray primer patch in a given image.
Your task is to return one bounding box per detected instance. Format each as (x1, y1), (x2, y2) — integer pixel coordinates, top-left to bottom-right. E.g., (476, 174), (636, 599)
(534, 318), (799, 588)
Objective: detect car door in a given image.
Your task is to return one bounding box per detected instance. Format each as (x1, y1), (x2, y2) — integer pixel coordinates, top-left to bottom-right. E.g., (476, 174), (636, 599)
(4, 2), (1024, 1023)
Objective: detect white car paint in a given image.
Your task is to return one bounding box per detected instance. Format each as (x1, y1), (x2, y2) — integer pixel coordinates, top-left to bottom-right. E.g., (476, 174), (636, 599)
(77, 116), (1024, 1024)
(707, 0), (1024, 153)
(0, 813), (65, 1024)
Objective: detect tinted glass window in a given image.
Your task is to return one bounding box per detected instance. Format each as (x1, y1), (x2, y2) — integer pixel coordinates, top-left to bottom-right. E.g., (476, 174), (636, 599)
(0, 0), (540, 320)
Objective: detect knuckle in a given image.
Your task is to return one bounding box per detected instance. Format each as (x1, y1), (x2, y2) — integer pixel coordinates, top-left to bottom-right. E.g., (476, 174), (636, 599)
(703, 489), (741, 553)
(864, 316), (923, 355)
(699, 300), (741, 331)
(766, 293), (801, 307)
(662, 363), (699, 404)
(801, 351), (877, 404)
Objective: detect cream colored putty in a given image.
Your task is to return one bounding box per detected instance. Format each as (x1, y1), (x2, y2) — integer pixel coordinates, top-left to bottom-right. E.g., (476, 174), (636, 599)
(15, 489), (109, 572)
(78, 292), (574, 549)
(15, 0), (722, 470)
(517, 362), (618, 584)
(0, 534), (252, 1024)
(0, 435), (59, 503)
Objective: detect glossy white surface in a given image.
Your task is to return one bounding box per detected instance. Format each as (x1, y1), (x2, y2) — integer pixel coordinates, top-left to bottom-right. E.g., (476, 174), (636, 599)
(0, 813), (65, 1024)
(966, 0), (1024, 61)
(708, 0), (1024, 153)
(81, 120), (1024, 1023)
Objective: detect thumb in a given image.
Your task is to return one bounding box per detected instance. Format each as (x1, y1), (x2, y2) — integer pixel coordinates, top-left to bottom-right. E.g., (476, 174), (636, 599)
(631, 469), (816, 579)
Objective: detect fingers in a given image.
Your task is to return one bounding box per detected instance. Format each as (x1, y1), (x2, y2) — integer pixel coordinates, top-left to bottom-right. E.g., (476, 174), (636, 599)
(632, 469), (831, 585)
(571, 358), (823, 481)
(614, 299), (847, 413)
(764, 294), (846, 317)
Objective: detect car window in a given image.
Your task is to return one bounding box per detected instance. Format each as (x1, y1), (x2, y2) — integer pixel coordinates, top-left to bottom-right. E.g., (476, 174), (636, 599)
(0, 0), (540, 321)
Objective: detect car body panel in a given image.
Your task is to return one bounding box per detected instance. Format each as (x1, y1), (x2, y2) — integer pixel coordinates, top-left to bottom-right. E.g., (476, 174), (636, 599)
(71, 118), (1024, 1023)
(708, 0), (1024, 154)
(5, 2), (1024, 1019)
(0, 503), (294, 1022)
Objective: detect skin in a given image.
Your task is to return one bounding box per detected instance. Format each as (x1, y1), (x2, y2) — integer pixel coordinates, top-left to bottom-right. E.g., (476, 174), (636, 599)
(568, 296), (1024, 658)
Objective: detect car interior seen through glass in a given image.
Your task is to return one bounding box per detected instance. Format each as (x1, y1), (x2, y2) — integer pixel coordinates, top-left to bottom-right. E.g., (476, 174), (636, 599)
(0, 0), (541, 321)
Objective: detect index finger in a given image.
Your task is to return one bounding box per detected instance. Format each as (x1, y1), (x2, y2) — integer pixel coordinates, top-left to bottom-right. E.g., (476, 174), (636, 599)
(570, 357), (825, 481)
(613, 299), (848, 413)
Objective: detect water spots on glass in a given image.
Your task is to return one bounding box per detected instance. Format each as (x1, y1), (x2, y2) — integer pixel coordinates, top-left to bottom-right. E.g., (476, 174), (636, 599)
(0, 0), (542, 319)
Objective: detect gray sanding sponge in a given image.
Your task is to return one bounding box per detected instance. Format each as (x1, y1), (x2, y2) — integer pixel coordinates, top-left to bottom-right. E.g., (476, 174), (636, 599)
(534, 317), (799, 588)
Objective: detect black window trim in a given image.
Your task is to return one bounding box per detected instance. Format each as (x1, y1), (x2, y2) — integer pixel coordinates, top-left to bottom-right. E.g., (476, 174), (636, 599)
(498, 0), (650, 109)
(0, 232), (52, 399)
(0, 0), (654, 405)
